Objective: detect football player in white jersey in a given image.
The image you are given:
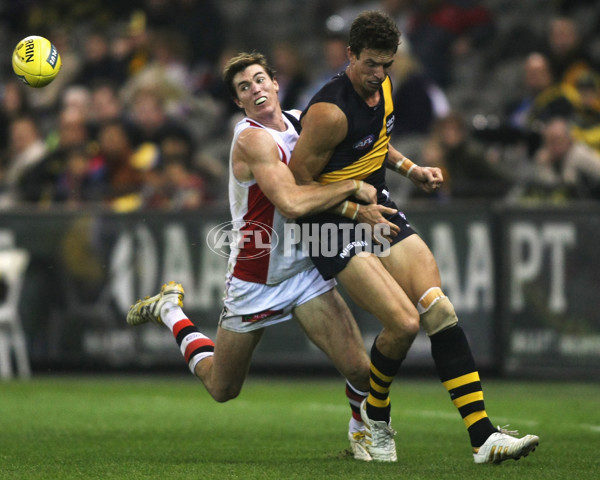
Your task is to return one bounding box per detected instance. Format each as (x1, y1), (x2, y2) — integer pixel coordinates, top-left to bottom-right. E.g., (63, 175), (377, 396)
(127, 51), (397, 461)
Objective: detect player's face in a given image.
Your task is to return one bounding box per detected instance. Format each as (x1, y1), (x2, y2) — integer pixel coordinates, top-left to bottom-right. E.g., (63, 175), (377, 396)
(348, 47), (395, 96)
(233, 65), (280, 116)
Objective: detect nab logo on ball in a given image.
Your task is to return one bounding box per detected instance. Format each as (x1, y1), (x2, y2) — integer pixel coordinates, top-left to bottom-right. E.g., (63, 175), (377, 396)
(46, 44), (60, 69)
(12, 35), (62, 88)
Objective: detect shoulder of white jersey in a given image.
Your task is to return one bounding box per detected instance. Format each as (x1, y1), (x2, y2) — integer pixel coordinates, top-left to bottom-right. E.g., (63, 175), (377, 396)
(284, 109), (302, 120)
(235, 116), (265, 130)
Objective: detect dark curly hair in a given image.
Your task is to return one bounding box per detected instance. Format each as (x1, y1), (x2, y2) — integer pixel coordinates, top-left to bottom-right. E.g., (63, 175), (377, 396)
(348, 11), (401, 57)
(222, 51), (276, 100)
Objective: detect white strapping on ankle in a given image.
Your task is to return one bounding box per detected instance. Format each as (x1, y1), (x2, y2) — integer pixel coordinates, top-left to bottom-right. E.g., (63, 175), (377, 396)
(161, 304), (188, 331)
(349, 417), (365, 433)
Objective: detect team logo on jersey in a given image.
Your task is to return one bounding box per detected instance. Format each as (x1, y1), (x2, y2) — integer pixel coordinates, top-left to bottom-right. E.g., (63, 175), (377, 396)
(353, 134), (375, 150)
(206, 220), (278, 259)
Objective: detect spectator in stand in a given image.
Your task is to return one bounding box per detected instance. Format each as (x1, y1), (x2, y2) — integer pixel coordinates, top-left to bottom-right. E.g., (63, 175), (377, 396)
(540, 16), (600, 88)
(87, 81), (126, 138)
(0, 80), (31, 153)
(418, 112), (512, 199)
(74, 29), (128, 88)
(505, 52), (578, 152)
(52, 146), (96, 208)
(142, 0), (227, 70)
(520, 116), (600, 201)
(324, 0), (413, 37)
(406, 0), (495, 88)
(0, 115), (47, 209)
(120, 28), (195, 116)
(109, 11), (153, 79)
(391, 43), (450, 138)
(19, 107), (91, 205)
(271, 42), (310, 111)
(195, 45), (245, 135)
(88, 120), (147, 211)
(142, 130), (207, 210)
(126, 87), (194, 149)
(60, 86), (92, 121)
(571, 71), (600, 154)
(298, 33), (349, 109)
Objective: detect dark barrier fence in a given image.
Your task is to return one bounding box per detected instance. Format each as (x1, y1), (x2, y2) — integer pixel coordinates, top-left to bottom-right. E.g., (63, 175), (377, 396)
(1, 201), (598, 379)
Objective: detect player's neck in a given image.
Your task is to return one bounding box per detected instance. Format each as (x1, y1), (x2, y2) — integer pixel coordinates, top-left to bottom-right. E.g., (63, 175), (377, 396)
(249, 107), (286, 131)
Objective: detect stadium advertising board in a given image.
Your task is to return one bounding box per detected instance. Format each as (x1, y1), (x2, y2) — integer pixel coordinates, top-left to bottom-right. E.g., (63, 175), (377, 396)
(0, 203), (598, 377)
(499, 206), (600, 378)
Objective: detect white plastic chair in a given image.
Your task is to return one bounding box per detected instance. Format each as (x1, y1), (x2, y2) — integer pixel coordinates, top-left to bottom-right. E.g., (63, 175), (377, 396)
(0, 249), (31, 379)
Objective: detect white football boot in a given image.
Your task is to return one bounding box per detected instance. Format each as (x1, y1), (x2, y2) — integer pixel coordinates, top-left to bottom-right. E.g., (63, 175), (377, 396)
(473, 427), (539, 464)
(359, 399), (397, 462)
(348, 430), (372, 461)
(126, 281), (184, 326)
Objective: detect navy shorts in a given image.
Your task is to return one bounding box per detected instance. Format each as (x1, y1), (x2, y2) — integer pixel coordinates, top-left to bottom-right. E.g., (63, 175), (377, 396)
(298, 195), (416, 280)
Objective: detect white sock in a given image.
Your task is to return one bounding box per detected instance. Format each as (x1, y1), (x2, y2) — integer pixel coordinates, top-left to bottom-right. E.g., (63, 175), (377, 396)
(349, 417), (365, 434)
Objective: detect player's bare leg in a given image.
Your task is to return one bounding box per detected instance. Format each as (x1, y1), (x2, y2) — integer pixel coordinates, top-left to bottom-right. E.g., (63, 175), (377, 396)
(336, 255), (420, 462)
(294, 289), (372, 460)
(381, 236), (539, 462)
(193, 327), (264, 402)
(127, 282), (263, 403)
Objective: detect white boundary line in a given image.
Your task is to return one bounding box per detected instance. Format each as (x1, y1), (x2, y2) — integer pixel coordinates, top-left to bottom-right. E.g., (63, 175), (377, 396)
(304, 403), (600, 433)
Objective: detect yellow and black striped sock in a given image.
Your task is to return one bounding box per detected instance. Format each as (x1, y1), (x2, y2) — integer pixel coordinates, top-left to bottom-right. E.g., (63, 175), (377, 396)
(430, 325), (496, 447)
(366, 339), (403, 422)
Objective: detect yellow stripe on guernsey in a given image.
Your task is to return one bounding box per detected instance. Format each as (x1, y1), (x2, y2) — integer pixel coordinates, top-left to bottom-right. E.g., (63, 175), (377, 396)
(318, 77), (393, 184)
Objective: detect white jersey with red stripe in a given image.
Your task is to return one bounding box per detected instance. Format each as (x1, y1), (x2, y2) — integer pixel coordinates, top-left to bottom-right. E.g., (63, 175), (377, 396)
(227, 110), (311, 285)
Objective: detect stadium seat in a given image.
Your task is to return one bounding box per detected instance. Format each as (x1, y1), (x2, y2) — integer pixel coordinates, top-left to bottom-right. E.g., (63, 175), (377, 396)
(0, 249), (31, 379)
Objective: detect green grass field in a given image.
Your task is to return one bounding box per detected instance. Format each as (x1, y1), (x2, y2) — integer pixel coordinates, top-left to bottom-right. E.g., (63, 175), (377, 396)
(0, 375), (598, 479)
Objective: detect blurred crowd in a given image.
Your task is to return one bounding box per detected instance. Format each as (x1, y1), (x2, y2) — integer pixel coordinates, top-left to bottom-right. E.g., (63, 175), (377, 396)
(1, 0), (600, 212)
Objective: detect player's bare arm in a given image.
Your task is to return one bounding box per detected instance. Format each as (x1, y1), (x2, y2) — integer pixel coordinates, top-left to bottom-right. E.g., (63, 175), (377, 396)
(290, 102), (347, 184)
(387, 143), (443, 193)
(233, 127), (371, 219)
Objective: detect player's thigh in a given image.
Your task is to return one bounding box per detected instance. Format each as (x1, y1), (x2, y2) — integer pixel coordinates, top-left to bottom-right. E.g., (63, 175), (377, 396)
(294, 288), (366, 359)
(293, 289), (369, 387)
(336, 253), (417, 328)
(379, 234), (441, 304)
(210, 326), (264, 389)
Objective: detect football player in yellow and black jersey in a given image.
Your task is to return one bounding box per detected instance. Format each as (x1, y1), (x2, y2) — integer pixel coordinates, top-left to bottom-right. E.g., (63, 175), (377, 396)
(289, 10), (539, 465)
